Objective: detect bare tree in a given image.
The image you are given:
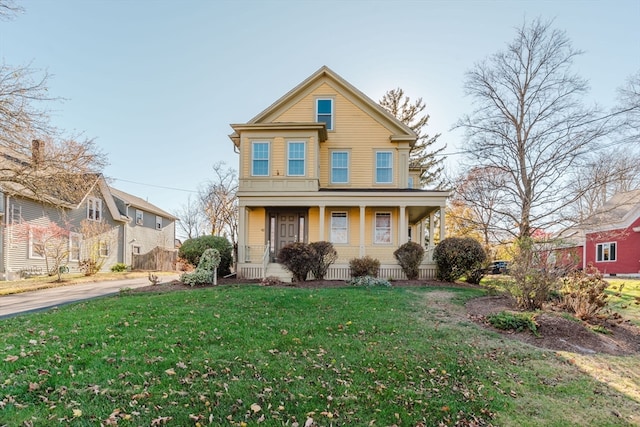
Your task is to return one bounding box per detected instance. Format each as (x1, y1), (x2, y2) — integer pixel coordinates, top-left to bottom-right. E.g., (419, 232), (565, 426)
(199, 162), (238, 247)
(173, 195), (207, 240)
(456, 18), (613, 240)
(0, 0), (23, 20)
(451, 166), (510, 251)
(379, 88), (445, 187)
(0, 5), (106, 202)
(617, 70), (640, 139)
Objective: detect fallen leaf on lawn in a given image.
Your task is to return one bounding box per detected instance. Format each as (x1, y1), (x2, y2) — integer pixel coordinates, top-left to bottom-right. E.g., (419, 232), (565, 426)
(72, 409), (82, 418)
(251, 403), (261, 413)
(4, 355), (18, 362)
(164, 368), (176, 376)
(151, 416), (173, 425)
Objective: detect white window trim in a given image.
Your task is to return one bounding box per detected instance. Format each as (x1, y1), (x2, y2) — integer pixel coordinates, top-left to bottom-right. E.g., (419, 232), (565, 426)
(330, 150), (350, 184)
(156, 215), (163, 230)
(11, 204), (22, 224)
(287, 141), (306, 176)
(374, 212), (392, 245)
(136, 209), (144, 226)
(375, 151), (394, 184)
(69, 232), (81, 262)
(87, 197), (102, 221)
(330, 211), (349, 244)
(251, 141), (270, 176)
(99, 240), (110, 258)
(132, 245), (142, 255)
(596, 242), (617, 262)
(316, 97), (334, 131)
(28, 230), (46, 259)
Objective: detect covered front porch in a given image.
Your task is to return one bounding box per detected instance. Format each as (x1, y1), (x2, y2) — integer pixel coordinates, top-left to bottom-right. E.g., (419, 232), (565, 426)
(236, 190), (448, 281)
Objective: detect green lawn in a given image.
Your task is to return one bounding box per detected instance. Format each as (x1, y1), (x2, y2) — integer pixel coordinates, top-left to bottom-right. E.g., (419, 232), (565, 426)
(607, 278), (640, 327)
(1, 285), (638, 426)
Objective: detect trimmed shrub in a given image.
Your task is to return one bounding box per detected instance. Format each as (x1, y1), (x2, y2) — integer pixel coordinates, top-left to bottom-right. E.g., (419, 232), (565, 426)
(348, 275), (392, 288)
(561, 265), (610, 321)
(181, 270), (215, 287)
(433, 237), (486, 282)
(278, 242), (315, 282)
(110, 263), (129, 273)
(309, 241), (338, 280)
(178, 235), (233, 277)
(487, 311), (539, 336)
(349, 256), (380, 278)
(393, 241), (424, 280)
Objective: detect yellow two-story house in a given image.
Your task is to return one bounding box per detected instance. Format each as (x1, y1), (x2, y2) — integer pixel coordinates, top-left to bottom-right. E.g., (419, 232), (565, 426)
(230, 66), (449, 280)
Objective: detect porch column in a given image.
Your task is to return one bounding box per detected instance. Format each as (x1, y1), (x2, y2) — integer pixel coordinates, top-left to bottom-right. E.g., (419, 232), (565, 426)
(318, 204), (325, 241)
(399, 205), (407, 245)
(429, 211), (435, 247)
(439, 206), (446, 242)
(359, 205), (366, 257)
(237, 206), (247, 263)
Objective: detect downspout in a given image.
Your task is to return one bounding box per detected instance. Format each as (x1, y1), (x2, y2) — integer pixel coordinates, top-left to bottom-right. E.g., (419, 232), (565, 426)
(124, 203), (130, 266)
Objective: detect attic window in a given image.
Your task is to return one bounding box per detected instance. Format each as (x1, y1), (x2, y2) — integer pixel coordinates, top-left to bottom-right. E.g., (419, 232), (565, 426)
(87, 197), (102, 221)
(316, 98), (333, 131)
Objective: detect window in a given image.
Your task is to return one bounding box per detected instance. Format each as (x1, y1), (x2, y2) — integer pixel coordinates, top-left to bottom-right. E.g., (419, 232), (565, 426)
(331, 151), (349, 183)
(408, 177), (414, 189)
(87, 197), (102, 221)
(132, 245), (141, 255)
(69, 232), (81, 262)
(29, 230), (45, 259)
(99, 241), (110, 257)
(136, 210), (144, 225)
(376, 152), (393, 183)
(375, 212), (392, 244)
(316, 98), (333, 131)
(10, 204), (22, 224)
(596, 242), (617, 262)
(156, 216), (163, 230)
(288, 141), (305, 176)
(330, 212), (348, 244)
(252, 141), (270, 176)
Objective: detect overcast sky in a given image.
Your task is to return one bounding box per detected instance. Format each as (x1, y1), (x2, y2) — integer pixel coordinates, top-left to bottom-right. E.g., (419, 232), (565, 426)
(2, 0), (638, 220)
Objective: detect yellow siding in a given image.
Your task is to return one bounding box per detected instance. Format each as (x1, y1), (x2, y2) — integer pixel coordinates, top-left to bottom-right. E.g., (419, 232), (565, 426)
(308, 208), (320, 241)
(247, 208), (266, 246)
(273, 82), (401, 188)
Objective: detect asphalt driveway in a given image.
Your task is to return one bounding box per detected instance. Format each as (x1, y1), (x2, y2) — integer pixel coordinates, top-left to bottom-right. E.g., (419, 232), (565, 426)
(0, 274), (180, 319)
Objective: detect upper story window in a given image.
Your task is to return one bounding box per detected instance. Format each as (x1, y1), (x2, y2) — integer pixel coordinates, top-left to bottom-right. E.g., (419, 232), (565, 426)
(330, 212), (348, 244)
(331, 151), (349, 184)
(252, 141), (270, 176)
(374, 212), (392, 244)
(596, 242), (616, 262)
(316, 98), (333, 131)
(10, 204), (22, 224)
(156, 215), (163, 230)
(287, 141), (305, 176)
(375, 151), (393, 184)
(136, 210), (144, 226)
(87, 197), (102, 221)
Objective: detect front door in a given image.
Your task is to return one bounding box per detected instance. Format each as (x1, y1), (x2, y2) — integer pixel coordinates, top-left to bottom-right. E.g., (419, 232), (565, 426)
(268, 210), (307, 262)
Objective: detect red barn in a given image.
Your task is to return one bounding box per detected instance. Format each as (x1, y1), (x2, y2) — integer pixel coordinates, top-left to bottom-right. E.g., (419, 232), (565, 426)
(582, 190), (640, 276)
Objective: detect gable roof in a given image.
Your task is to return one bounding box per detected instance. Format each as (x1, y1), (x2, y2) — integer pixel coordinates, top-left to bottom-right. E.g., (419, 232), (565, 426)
(583, 189), (640, 231)
(109, 187), (177, 220)
(237, 66), (417, 142)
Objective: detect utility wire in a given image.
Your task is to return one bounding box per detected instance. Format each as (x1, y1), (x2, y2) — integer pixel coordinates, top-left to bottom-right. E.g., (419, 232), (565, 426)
(108, 177), (198, 194)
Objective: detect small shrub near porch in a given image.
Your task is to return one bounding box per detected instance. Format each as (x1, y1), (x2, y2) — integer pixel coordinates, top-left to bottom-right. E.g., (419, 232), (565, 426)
(349, 256), (380, 278)
(277, 242), (315, 282)
(393, 241), (424, 280)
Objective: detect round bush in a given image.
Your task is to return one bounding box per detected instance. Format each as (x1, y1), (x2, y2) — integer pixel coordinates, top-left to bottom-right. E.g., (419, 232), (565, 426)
(178, 235), (233, 276)
(277, 242), (315, 282)
(393, 241), (425, 280)
(309, 241), (338, 280)
(349, 256), (380, 278)
(433, 237), (486, 282)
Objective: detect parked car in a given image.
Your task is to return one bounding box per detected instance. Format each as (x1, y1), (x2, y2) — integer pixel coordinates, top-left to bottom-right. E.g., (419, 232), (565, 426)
(487, 261), (509, 274)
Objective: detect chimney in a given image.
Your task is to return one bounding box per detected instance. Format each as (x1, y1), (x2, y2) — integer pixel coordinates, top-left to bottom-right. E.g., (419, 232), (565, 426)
(32, 140), (44, 167)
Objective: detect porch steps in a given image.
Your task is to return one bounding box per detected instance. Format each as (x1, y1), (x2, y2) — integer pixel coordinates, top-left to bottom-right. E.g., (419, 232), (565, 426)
(264, 263), (294, 282)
